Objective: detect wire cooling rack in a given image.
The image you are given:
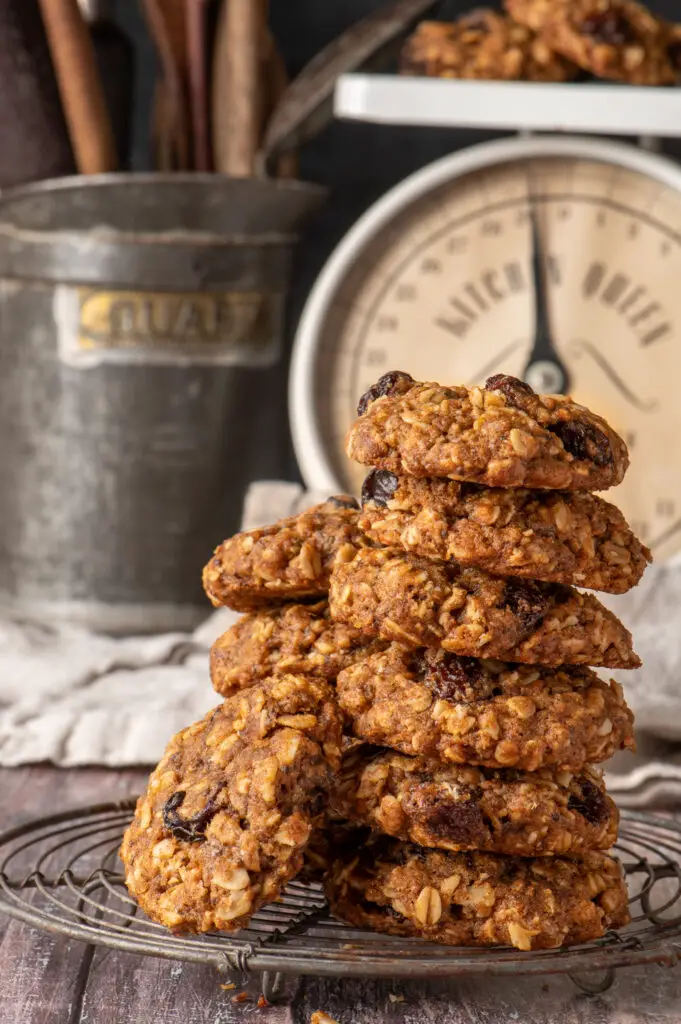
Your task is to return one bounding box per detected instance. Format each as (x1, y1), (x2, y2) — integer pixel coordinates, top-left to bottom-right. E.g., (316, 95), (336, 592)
(1, 803), (681, 1000)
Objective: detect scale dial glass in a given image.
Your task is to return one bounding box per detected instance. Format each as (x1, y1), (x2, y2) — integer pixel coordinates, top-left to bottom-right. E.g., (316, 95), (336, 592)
(303, 152), (681, 561)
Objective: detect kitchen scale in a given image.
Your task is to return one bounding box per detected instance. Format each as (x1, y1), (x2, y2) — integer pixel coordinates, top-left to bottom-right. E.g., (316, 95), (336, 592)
(290, 77), (681, 563)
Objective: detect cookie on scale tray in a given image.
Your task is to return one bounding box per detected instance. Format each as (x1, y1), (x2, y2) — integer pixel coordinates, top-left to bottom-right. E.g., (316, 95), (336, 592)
(121, 675), (343, 933)
(400, 10), (579, 81)
(359, 470), (650, 593)
(329, 547), (640, 668)
(326, 832), (630, 950)
(347, 372), (629, 490)
(505, 0), (680, 85)
(332, 746), (619, 856)
(202, 496), (364, 612)
(336, 644), (635, 771)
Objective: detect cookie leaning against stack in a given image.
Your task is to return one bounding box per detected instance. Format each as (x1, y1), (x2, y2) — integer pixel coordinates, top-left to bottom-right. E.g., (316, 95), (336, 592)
(326, 370), (645, 949)
(121, 497), (374, 933)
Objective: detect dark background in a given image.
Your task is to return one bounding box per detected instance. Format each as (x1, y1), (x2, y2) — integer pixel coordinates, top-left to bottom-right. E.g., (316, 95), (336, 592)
(111, 0), (681, 482)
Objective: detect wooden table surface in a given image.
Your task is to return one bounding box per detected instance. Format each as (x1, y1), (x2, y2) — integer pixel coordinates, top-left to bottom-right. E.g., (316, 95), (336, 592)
(2, 765), (681, 1024)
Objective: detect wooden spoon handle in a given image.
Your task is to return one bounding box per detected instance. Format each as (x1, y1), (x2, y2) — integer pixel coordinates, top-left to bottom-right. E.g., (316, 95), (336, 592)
(214, 0), (262, 178)
(37, 0), (117, 173)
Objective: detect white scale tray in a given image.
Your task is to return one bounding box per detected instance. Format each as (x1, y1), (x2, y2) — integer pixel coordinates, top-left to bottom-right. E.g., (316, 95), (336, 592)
(335, 74), (681, 137)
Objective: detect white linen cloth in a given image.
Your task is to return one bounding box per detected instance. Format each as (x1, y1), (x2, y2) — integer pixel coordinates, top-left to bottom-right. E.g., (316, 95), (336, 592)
(0, 482), (325, 768)
(1, 481), (681, 806)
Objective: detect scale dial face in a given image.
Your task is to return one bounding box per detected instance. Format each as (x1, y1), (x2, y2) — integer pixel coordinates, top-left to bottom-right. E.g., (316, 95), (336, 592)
(292, 140), (681, 561)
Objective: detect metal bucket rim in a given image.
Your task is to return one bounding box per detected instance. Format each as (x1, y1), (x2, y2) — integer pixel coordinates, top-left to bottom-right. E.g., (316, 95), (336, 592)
(0, 172), (327, 204)
(0, 173), (328, 249)
(0, 223), (301, 247)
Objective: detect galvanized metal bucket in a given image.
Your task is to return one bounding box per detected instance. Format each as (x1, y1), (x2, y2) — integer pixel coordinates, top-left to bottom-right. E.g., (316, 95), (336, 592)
(0, 174), (325, 632)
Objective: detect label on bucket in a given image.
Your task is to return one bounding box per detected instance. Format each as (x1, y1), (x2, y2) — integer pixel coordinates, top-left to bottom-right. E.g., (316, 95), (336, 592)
(54, 286), (282, 368)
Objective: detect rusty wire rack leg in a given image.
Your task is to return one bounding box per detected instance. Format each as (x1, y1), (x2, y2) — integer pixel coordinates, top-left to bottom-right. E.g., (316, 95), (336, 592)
(261, 970), (298, 1004)
(567, 968), (616, 994)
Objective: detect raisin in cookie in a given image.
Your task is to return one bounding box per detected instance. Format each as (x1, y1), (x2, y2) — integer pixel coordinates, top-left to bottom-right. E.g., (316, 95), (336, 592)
(505, 0), (678, 85)
(121, 675), (343, 933)
(210, 600), (379, 697)
(326, 833), (629, 950)
(347, 372), (628, 491)
(333, 746), (618, 856)
(336, 644), (635, 771)
(400, 11), (578, 81)
(329, 548), (639, 668)
(203, 497), (364, 612)
(360, 471), (650, 593)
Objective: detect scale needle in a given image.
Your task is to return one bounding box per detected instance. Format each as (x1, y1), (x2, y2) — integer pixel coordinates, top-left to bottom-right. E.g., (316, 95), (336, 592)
(522, 199), (571, 395)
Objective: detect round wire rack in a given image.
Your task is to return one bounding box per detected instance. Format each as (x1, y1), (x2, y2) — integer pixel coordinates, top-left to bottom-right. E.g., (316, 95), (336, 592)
(1, 802), (681, 999)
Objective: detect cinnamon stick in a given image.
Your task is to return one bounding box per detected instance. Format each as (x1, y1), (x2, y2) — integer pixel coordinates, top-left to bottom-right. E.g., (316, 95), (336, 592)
(37, 0), (117, 174)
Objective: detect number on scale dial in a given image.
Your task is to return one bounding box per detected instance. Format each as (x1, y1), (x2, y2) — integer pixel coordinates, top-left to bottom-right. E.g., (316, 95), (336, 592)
(292, 140), (681, 561)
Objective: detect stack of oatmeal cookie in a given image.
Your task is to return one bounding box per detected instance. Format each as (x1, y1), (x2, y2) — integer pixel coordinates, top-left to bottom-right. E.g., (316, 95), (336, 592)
(324, 370), (647, 950)
(121, 370), (647, 952)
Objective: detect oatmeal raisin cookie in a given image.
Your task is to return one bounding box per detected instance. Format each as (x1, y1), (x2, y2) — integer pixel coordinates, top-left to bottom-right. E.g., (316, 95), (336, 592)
(210, 600), (379, 697)
(326, 833), (629, 949)
(203, 497), (364, 612)
(400, 10), (578, 81)
(359, 470), (650, 593)
(336, 644), (635, 771)
(121, 675), (343, 933)
(505, 0), (678, 85)
(329, 548), (639, 668)
(332, 746), (618, 856)
(347, 372), (629, 491)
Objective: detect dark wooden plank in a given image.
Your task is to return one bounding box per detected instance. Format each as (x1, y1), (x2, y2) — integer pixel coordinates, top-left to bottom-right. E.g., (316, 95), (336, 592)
(296, 967), (681, 1024)
(79, 949), (295, 1024)
(0, 766), (146, 1024)
(0, 764), (146, 830)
